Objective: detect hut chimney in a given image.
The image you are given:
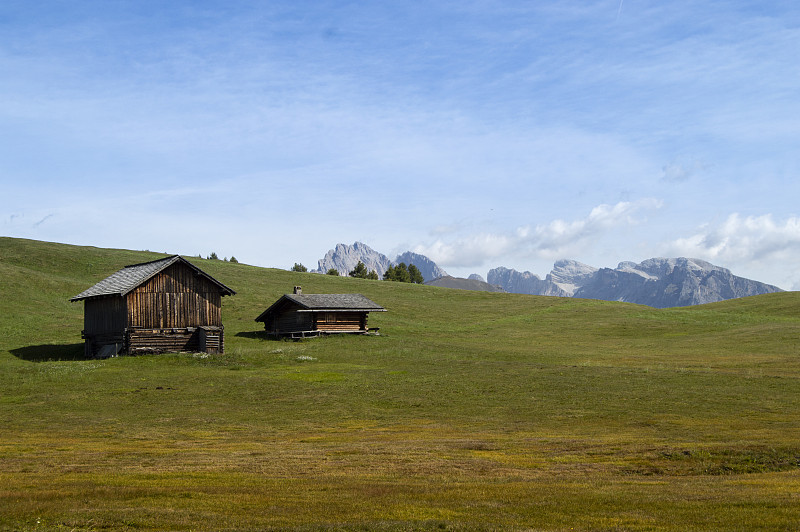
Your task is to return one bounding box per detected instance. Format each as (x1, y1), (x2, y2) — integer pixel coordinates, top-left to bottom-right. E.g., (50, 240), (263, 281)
(293, 286), (302, 295)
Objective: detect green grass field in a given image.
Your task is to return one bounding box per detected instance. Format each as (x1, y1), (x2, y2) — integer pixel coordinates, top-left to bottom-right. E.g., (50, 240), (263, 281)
(1, 236), (799, 530)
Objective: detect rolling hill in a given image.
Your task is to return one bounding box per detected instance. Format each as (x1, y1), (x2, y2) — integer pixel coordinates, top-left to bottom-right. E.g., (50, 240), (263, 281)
(2, 236), (800, 530)
(424, 275), (506, 292)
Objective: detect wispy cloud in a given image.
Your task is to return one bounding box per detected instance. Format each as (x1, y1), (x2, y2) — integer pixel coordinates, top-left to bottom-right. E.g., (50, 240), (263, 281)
(414, 199), (662, 268)
(660, 159), (710, 183)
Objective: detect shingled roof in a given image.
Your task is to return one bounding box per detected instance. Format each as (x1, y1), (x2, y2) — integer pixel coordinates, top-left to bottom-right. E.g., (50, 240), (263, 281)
(70, 255), (235, 302)
(255, 293), (385, 322)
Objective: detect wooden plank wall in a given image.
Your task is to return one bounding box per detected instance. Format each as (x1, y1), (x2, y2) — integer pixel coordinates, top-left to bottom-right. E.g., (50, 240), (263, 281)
(263, 301), (313, 334)
(127, 262), (223, 329)
(271, 310), (313, 333)
(199, 327), (223, 354)
(128, 328), (198, 353)
(315, 312), (367, 332)
(84, 297), (126, 335)
(265, 309), (371, 335)
(83, 327), (225, 356)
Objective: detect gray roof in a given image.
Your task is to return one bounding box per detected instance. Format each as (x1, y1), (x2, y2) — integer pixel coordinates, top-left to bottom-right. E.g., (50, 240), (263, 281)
(70, 255), (235, 301)
(255, 293), (386, 322)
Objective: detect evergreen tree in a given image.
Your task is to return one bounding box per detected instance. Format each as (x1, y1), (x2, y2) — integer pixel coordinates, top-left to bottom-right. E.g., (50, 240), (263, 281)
(384, 262), (423, 283)
(366, 270), (379, 280)
(349, 261), (369, 278)
(208, 252), (219, 260)
(291, 263), (308, 272)
(384, 263), (411, 282)
(229, 256), (238, 263)
(408, 264), (424, 284)
(326, 268), (339, 276)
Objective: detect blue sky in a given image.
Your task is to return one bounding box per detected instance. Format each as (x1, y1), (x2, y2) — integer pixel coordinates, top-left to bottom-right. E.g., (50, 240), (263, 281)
(2, 1), (799, 288)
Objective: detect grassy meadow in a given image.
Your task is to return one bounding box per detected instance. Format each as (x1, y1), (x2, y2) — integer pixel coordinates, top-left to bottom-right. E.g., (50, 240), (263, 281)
(1, 236), (800, 530)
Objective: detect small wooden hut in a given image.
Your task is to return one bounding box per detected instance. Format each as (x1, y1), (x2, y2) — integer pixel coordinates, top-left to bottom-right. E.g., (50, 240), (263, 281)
(71, 255), (235, 357)
(255, 286), (385, 338)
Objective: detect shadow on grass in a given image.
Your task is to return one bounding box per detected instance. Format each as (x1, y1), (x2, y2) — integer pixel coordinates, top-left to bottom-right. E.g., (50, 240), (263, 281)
(235, 330), (277, 341)
(10, 343), (85, 362)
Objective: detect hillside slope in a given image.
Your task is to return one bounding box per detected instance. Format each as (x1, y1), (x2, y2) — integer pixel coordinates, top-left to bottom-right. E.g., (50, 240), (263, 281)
(2, 236), (800, 530)
(425, 275), (505, 292)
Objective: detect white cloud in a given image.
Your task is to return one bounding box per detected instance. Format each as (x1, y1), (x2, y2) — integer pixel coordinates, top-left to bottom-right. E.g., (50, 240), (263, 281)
(665, 213), (800, 289)
(414, 198), (662, 268)
(667, 214), (800, 263)
(534, 200), (663, 253)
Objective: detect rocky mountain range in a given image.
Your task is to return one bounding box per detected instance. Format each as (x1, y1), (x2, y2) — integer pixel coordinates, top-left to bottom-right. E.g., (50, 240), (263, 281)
(573, 258), (783, 308)
(487, 260), (598, 297)
(489, 258), (782, 308)
(313, 242), (783, 308)
(314, 242), (447, 282)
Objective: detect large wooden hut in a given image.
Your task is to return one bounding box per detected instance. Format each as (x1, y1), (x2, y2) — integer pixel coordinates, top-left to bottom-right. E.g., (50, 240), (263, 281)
(71, 255), (235, 358)
(255, 286), (385, 338)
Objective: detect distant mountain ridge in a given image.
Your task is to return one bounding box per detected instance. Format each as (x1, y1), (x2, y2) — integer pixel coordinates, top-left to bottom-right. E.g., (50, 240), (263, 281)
(489, 258), (782, 308)
(487, 267), (568, 297)
(314, 243), (781, 307)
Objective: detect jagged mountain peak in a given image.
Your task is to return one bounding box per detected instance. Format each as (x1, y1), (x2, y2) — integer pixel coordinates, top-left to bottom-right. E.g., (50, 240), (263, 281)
(546, 260), (598, 295)
(489, 266), (542, 281)
(314, 243), (447, 282)
(314, 242), (393, 277)
(631, 257), (725, 276)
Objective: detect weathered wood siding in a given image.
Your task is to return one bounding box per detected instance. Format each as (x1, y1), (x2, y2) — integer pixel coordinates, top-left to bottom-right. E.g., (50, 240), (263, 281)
(270, 304), (314, 333)
(264, 308), (369, 335)
(126, 262), (223, 329)
(123, 327), (223, 355)
(84, 296), (126, 335)
(199, 326), (223, 354)
(128, 328), (197, 352)
(315, 312), (367, 332)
